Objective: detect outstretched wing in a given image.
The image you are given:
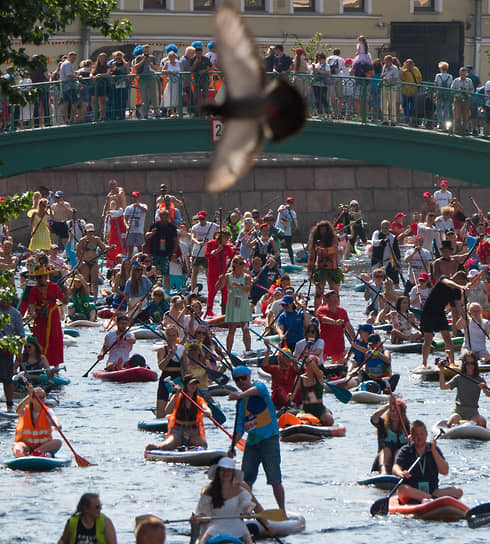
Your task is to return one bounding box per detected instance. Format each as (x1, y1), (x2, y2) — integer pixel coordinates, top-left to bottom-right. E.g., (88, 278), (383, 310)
(206, 120), (263, 193)
(214, 2), (264, 98)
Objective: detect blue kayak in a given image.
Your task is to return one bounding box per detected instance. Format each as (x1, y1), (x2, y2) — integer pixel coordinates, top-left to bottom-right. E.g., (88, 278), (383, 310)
(4, 456), (71, 471)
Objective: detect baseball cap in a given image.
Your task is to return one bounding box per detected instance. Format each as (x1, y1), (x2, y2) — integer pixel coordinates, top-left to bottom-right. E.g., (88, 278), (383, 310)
(132, 191), (140, 197)
(395, 212), (407, 219)
(468, 269), (479, 279)
(280, 294), (294, 305)
(358, 323), (373, 333)
(324, 289), (338, 298)
(335, 223), (344, 230)
(232, 365), (251, 377)
(286, 197), (294, 203)
(423, 192), (431, 198)
(54, 190), (63, 198)
(85, 223), (95, 232)
(197, 210), (207, 219)
(350, 200), (359, 206)
(418, 272), (429, 281)
(466, 65), (473, 70)
(368, 333), (381, 345)
(440, 179), (448, 186)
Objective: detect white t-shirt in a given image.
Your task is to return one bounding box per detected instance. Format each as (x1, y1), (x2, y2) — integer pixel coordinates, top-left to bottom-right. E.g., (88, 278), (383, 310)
(405, 247), (432, 278)
(409, 285), (431, 309)
(124, 204), (147, 235)
(433, 189), (452, 211)
(294, 338), (325, 364)
(416, 223), (442, 254)
(275, 206), (296, 237)
(191, 222), (218, 257)
(104, 330), (135, 364)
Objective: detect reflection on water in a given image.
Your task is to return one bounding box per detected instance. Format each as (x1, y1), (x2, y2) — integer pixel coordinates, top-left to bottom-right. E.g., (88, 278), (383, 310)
(1, 260), (488, 543)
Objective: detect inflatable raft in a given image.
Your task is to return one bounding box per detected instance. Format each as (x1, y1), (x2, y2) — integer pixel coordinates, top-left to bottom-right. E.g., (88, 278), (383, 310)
(280, 423), (346, 442)
(93, 367), (157, 383)
(138, 419), (168, 433)
(388, 496), (468, 522)
(246, 513), (306, 538)
(357, 475), (398, 490)
(4, 455), (71, 471)
(432, 419), (490, 441)
(144, 448), (226, 466)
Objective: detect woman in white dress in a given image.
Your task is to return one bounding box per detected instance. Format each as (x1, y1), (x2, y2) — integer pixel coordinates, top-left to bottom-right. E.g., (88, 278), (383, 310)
(194, 457), (255, 544)
(161, 52), (181, 116)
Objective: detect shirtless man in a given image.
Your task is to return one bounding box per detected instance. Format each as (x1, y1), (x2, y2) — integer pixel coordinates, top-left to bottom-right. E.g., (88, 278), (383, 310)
(50, 191), (73, 249)
(76, 223), (113, 301)
(431, 238), (481, 283)
(102, 179), (126, 218)
(155, 183), (183, 209)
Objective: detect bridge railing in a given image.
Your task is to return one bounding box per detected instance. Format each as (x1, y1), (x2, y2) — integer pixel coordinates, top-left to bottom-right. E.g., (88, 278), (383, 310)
(1, 72), (487, 138)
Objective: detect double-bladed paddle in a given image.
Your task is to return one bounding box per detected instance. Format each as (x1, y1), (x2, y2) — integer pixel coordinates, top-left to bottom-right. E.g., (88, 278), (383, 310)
(466, 502), (490, 528)
(370, 429), (444, 516)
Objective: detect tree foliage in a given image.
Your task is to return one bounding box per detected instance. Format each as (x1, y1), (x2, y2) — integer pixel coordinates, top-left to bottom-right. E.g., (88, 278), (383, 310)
(0, 0), (132, 99)
(0, 192), (33, 354)
(293, 32), (330, 61)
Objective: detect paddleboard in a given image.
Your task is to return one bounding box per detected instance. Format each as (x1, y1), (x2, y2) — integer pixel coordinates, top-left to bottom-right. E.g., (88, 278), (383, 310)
(388, 495), (468, 522)
(132, 326), (162, 340)
(357, 475), (398, 490)
(411, 365), (439, 381)
(281, 264), (303, 273)
(350, 391), (390, 404)
(144, 448), (226, 466)
(246, 513), (305, 538)
(387, 337), (463, 355)
(208, 384), (239, 397)
(67, 320), (101, 328)
(432, 419), (490, 441)
(3, 456), (71, 471)
(93, 367), (158, 383)
(138, 419), (168, 433)
(0, 410), (18, 419)
(63, 329), (80, 337)
(63, 337), (76, 346)
(280, 423), (346, 442)
(373, 324), (393, 332)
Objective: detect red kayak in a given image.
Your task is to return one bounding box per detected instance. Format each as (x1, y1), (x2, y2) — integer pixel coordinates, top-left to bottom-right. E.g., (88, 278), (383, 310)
(93, 367), (158, 383)
(389, 496), (469, 522)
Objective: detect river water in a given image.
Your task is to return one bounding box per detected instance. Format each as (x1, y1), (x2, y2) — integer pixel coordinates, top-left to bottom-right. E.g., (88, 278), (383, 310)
(1, 255), (489, 544)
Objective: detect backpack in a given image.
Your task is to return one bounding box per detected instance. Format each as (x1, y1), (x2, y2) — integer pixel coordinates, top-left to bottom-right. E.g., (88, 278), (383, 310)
(329, 57), (340, 75)
(436, 73), (452, 100)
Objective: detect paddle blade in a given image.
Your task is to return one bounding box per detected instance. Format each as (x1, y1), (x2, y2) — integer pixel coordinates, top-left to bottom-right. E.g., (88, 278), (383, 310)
(257, 509), (288, 522)
(466, 502), (490, 519)
(325, 382), (352, 404)
(235, 438), (246, 452)
(74, 453), (95, 467)
(370, 497), (389, 517)
(228, 352), (244, 367)
(467, 513), (490, 529)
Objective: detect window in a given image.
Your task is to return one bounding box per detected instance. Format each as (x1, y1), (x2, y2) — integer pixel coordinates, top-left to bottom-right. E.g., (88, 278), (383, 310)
(294, 0), (314, 11)
(194, 0), (214, 10)
(343, 0), (364, 11)
(143, 0), (166, 8)
(414, 0), (435, 10)
(244, 0), (265, 10)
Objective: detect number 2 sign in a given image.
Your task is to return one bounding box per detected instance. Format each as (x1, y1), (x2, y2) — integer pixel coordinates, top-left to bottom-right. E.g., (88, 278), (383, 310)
(211, 118), (224, 143)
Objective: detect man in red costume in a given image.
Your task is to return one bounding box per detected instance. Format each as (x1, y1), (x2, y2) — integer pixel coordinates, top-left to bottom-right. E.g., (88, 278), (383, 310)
(27, 264), (68, 366)
(204, 230), (234, 316)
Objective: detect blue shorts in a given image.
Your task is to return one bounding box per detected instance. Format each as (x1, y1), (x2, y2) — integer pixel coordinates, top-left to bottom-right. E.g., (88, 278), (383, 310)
(63, 89), (78, 104)
(242, 434), (282, 486)
(153, 254), (169, 276)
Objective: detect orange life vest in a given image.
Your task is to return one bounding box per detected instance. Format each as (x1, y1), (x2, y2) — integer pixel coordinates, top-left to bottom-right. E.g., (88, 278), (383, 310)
(159, 201), (176, 220)
(167, 393), (206, 439)
(15, 404), (52, 449)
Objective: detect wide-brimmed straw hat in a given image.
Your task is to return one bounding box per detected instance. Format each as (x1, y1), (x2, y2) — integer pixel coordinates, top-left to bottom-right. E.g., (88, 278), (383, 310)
(28, 264), (54, 277)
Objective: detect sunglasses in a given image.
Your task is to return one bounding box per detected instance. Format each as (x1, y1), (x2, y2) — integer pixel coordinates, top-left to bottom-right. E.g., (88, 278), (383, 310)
(234, 375), (248, 382)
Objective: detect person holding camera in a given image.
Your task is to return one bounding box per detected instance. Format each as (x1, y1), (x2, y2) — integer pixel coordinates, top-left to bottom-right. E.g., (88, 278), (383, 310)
(189, 45), (211, 116)
(134, 44), (160, 119)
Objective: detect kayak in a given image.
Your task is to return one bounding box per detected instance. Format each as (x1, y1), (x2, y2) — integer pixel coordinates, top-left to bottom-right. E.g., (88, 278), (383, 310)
(432, 419), (490, 441)
(144, 448), (226, 466)
(357, 475), (398, 490)
(93, 367), (158, 383)
(246, 513), (306, 538)
(66, 320), (101, 328)
(4, 455), (71, 471)
(280, 423), (346, 442)
(281, 264), (303, 273)
(208, 384), (239, 397)
(388, 495), (469, 522)
(354, 283), (365, 292)
(0, 410), (18, 419)
(138, 419), (168, 433)
(350, 391), (390, 404)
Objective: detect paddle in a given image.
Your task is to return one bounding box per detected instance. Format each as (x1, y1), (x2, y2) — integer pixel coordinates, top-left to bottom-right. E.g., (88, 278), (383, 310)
(20, 375), (94, 467)
(370, 429), (444, 516)
(178, 387), (246, 451)
(437, 361), (489, 389)
(466, 502), (490, 529)
(162, 509), (287, 523)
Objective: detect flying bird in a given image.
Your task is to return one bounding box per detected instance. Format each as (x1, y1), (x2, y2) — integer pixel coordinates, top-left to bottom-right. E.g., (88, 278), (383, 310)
(203, 3), (307, 193)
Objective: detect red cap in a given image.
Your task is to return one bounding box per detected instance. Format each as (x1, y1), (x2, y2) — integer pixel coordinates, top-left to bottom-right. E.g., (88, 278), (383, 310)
(295, 48), (306, 56)
(395, 212), (407, 219)
(423, 192), (431, 198)
(286, 197), (294, 203)
(259, 223), (269, 230)
(197, 210), (207, 219)
(418, 272), (429, 282)
(335, 223), (344, 230)
(440, 179), (448, 186)
(132, 191), (140, 197)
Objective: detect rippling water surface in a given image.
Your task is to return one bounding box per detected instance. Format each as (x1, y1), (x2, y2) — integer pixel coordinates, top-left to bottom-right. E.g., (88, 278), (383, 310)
(1, 261), (489, 543)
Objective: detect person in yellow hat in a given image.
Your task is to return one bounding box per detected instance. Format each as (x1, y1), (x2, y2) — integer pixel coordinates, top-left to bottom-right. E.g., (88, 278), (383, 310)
(27, 264), (68, 367)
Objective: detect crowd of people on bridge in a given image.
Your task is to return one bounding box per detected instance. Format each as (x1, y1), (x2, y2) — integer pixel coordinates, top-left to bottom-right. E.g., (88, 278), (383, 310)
(2, 35), (490, 137)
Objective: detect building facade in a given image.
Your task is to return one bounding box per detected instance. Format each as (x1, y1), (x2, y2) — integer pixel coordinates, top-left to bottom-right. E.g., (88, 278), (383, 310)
(17, 1), (490, 81)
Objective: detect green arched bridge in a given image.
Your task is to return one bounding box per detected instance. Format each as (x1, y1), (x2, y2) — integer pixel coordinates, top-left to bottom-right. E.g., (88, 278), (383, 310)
(1, 118), (488, 187)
